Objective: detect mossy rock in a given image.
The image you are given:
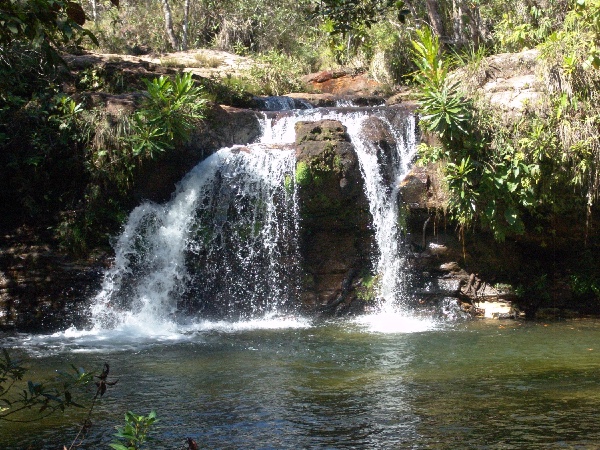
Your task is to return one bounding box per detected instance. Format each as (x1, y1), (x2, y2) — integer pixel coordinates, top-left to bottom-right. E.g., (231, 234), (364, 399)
(295, 120), (349, 144)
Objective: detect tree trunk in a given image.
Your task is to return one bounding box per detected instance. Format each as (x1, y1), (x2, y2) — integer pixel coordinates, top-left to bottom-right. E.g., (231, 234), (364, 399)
(451, 0), (484, 48)
(161, 0), (179, 50)
(182, 0), (191, 50)
(466, 6), (483, 47)
(90, 0), (97, 22)
(452, 0), (467, 46)
(425, 0), (446, 39)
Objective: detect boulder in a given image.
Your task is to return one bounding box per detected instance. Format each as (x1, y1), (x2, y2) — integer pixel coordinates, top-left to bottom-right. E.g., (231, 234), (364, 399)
(302, 70), (384, 97)
(287, 93), (336, 107)
(294, 120), (374, 314)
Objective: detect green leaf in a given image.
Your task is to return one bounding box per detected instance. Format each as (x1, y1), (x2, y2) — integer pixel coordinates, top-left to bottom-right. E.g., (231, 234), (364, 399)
(504, 207), (518, 226)
(108, 444), (130, 450)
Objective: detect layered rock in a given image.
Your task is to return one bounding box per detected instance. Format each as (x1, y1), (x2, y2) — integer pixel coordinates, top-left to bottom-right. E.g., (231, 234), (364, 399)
(0, 229), (106, 330)
(294, 120), (374, 315)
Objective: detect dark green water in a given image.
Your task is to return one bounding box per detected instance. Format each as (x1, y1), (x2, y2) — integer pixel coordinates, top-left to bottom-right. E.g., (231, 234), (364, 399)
(2, 318), (600, 449)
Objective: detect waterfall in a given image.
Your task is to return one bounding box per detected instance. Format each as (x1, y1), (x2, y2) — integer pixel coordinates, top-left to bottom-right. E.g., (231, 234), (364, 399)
(90, 104), (418, 330)
(90, 145), (300, 329)
(254, 96), (313, 111)
(352, 115), (417, 309)
(260, 106), (418, 308)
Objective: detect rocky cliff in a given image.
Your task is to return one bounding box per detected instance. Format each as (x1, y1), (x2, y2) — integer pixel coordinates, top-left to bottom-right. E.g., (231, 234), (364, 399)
(294, 120), (374, 315)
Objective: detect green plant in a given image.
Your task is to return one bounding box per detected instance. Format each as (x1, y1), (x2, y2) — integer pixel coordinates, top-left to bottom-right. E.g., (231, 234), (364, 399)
(284, 174), (294, 195)
(109, 411), (159, 450)
(356, 274), (380, 302)
(314, 0), (409, 36)
(411, 28), (471, 143)
(495, 13), (552, 51)
(575, 0), (600, 68)
(295, 161), (311, 186)
(412, 27), (538, 241)
(130, 72), (208, 158)
(0, 348), (95, 422)
(0, 0), (101, 65)
(411, 27), (447, 90)
(248, 51), (308, 96)
(419, 83), (471, 142)
(571, 274), (600, 297)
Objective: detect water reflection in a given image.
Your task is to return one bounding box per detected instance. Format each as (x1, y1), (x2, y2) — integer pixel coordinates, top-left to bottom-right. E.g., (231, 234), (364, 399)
(2, 320), (600, 449)
(285, 331), (419, 448)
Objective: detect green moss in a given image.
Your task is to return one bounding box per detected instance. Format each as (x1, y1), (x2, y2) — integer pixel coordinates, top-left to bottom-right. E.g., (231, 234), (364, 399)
(295, 161), (311, 186)
(284, 174), (294, 195)
(312, 172), (324, 186)
(397, 204), (409, 234)
(356, 274), (380, 302)
(333, 154), (343, 171)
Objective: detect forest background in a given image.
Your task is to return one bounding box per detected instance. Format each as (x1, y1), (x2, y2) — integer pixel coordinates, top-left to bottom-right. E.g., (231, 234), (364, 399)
(2, 0), (600, 302)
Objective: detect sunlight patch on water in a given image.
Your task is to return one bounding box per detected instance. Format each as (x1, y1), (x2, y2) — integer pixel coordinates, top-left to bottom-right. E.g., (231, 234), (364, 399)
(188, 315), (312, 333)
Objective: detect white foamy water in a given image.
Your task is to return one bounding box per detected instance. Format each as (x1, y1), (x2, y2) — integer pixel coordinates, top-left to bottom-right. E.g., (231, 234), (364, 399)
(88, 144), (301, 335)
(7, 314), (313, 356)
(353, 311), (439, 334)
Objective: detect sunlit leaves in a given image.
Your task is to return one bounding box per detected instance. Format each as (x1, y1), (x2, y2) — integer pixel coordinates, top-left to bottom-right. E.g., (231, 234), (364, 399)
(412, 28), (471, 142)
(575, 0), (600, 69)
(109, 410), (159, 450)
(314, 0), (409, 36)
(419, 83), (470, 141)
(130, 72), (208, 158)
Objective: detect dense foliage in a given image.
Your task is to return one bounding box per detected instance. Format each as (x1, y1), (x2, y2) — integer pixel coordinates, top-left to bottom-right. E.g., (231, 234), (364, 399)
(410, 1), (599, 242)
(411, 1), (600, 305)
(1, 0), (600, 259)
(0, 0), (97, 64)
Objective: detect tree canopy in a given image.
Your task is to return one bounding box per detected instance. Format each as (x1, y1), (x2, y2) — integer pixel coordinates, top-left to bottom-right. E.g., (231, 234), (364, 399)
(0, 0), (107, 64)
(314, 0), (409, 35)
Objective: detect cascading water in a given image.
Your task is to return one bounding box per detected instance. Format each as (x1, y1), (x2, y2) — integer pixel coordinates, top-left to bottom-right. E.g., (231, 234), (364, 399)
(254, 95), (313, 111)
(351, 115), (417, 308)
(89, 103), (420, 333)
(261, 106), (418, 308)
(90, 144), (300, 331)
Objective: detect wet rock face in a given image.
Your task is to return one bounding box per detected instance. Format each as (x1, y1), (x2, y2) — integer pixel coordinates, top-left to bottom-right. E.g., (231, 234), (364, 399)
(361, 116), (399, 189)
(132, 105), (262, 204)
(0, 231), (106, 331)
(294, 120), (374, 315)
